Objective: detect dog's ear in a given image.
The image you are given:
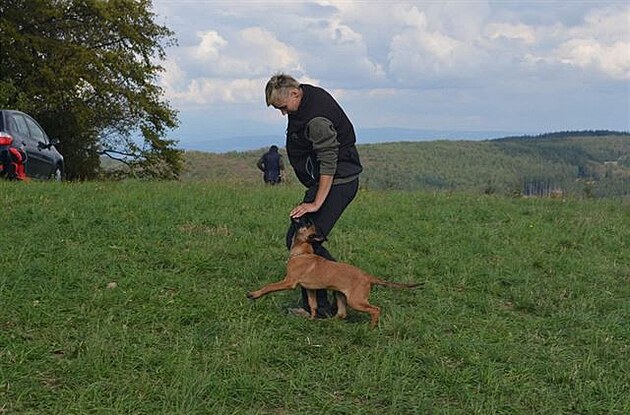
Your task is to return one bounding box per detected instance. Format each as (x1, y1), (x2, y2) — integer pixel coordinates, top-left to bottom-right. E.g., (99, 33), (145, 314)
(292, 216), (311, 228)
(292, 216), (316, 230)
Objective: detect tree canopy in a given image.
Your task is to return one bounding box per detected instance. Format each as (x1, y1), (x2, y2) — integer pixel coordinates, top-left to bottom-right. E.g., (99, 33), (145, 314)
(0, 0), (181, 179)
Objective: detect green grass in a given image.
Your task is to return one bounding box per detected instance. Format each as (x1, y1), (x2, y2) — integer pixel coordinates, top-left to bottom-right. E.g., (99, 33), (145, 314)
(1, 181), (629, 414)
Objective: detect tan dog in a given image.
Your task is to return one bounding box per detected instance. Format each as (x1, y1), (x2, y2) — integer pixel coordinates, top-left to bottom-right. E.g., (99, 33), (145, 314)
(247, 220), (422, 328)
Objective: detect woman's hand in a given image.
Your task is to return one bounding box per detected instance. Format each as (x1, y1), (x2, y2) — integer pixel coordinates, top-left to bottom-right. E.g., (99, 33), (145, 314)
(290, 202), (320, 218)
(290, 175), (333, 218)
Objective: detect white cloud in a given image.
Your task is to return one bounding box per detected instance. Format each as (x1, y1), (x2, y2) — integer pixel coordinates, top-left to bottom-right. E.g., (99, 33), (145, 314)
(387, 5), (482, 82)
(485, 23), (536, 44)
(552, 6), (630, 79)
(556, 39), (629, 80)
(160, 58), (186, 92)
(162, 27), (302, 105)
(513, 5), (630, 80)
(188, 27), (301, 76)
(173, 77), (263, 106)
(151, 0), (629, 147)
(580, 6), (630, 43)
(192, 30), (227, 61)
(238, 27), (302, 73)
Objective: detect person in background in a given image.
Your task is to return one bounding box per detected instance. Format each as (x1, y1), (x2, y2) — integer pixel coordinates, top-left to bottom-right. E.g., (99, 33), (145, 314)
(264, 73), (363, 318)
(256, 145), (284, 185)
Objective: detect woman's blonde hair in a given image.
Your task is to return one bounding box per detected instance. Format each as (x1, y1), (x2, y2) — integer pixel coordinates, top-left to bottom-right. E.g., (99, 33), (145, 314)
(265, 73), (300, 106)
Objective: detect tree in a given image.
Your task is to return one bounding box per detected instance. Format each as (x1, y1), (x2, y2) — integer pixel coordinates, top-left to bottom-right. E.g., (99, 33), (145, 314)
(0, 0), (181, 179)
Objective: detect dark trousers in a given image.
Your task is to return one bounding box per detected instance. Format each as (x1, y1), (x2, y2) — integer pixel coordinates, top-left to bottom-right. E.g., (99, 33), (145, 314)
(285, 179), (359, 316)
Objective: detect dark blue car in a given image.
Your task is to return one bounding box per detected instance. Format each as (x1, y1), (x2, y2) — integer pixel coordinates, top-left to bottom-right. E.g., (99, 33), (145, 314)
(0, 109), (64, 180)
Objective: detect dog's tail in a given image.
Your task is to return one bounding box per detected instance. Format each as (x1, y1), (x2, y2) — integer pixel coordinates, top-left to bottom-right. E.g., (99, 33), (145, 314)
(372, 277), (424, 289)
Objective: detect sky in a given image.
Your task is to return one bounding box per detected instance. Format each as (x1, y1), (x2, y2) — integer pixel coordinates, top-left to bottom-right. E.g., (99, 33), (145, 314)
(152, 0), (630, 152)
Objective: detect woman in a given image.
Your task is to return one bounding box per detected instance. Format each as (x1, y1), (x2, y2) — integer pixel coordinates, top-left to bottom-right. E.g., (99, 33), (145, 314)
(265, 73), (363, 317)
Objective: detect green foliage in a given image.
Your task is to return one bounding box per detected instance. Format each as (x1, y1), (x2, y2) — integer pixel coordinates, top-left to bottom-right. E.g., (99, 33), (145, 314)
(1, 181), (628, 413)
(359, 134), (629, 197)
(182, 133), (630, 198)
(0, 0), (180, 179)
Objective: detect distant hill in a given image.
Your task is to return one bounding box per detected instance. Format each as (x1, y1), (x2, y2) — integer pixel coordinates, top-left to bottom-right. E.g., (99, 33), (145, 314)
(179, 127), (526, 152)
(181, 131), (629, 198)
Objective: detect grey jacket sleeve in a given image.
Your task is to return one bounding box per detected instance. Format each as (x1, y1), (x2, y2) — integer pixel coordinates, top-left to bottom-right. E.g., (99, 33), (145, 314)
(305, 117), (339, 176)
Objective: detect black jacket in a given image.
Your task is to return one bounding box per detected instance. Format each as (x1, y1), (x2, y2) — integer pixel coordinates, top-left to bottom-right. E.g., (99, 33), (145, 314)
(286, 84), (362, 187)
(257, 148), (283, 182)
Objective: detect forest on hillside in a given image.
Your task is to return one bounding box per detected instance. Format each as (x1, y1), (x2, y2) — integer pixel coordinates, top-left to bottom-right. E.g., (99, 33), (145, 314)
(181, 132), (629, 199)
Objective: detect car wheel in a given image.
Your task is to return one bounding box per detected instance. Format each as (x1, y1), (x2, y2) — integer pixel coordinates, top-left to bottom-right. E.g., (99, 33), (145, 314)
(51, 166), (63, 181)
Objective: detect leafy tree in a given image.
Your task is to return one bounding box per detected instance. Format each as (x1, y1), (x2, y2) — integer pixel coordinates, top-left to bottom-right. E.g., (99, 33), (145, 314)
(0, 0), (181, 179)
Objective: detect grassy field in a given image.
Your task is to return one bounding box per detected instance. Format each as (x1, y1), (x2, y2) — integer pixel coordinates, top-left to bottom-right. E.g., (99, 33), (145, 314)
(1, 180), (629, 414)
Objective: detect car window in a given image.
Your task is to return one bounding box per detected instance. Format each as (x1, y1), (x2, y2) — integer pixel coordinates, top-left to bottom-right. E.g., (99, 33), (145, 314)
(24, 116), (47, 143)
(6, 116), (19, 133)
(11, 114), (30, 137)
